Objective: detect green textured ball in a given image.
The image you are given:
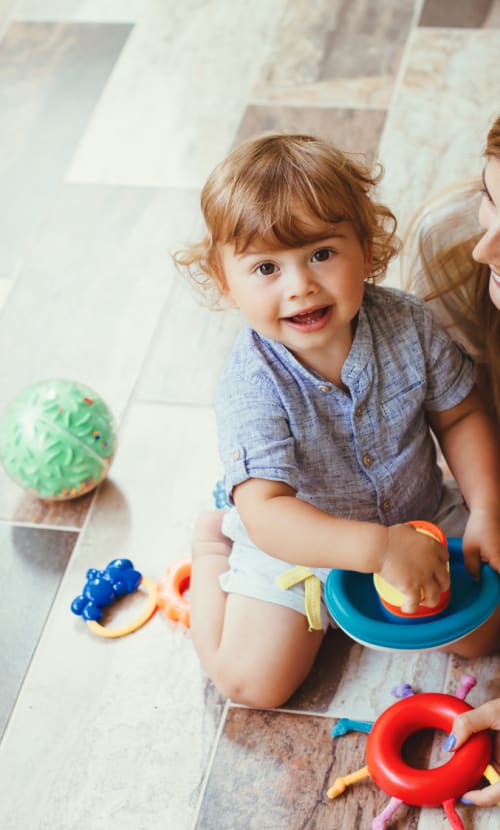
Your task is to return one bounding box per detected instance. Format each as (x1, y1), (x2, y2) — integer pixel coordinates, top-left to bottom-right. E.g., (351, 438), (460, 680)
(0, 379), (117, 500)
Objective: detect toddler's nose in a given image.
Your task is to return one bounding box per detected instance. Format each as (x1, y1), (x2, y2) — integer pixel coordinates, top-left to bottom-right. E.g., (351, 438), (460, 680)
(286, 266), (318, 299)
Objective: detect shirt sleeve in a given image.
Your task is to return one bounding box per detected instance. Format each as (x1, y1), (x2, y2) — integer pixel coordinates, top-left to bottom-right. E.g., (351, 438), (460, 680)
(214, 370), (299, 502)
(420, 301), (476, 412)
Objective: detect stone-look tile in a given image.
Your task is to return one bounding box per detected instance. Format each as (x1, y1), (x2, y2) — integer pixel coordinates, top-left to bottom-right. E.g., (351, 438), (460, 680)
(136, 277), (243, 407)
(0, 184), (199, 417)
(0, 523), (78, 737)
(415, 655), (500, 829)
(444, 653), (500, 706)
(7, 483), (94, 528)
(195, 707), (420, 829)
(378, 27), (500, 287)
(285, 628), (449, 720)
(0, 0), (15, 36)
(0, 401), (225, 830)
(14, 0), (145, 21)
(419, 0), (500, 28)
(0, 275), (12, 310)
(252, 0), (414, 110)
(67, 0), (289, 189)
(252, 76), (395, 110)
(0, 184), (199, 522)
(235, 106), (386, 160)
(0, 22), (131, 277)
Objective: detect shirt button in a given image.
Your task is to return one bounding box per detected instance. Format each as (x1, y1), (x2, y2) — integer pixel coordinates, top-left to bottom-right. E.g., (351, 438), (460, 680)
(362, 453), (374, 467)
(355, 406), (363, 417)
(232, 449), (241, 461)
(318, 384), (331, 393)
(381, 499), (391, 512)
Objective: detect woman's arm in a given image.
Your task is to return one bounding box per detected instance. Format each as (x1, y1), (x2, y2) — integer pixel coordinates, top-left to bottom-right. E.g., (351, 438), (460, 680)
(429, 386), (500, 576)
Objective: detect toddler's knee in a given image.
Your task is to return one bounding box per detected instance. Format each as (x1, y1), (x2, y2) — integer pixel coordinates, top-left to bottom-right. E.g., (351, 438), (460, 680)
(217, 670), (291, 709)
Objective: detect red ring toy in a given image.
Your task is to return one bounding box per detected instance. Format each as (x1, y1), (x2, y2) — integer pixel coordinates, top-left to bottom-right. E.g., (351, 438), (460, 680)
(365, 692), (492, 806)
(157, 559), (191, 627)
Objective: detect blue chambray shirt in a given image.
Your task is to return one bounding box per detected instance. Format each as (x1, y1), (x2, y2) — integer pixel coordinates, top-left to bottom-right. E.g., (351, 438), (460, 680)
(215, 284), (475, 527)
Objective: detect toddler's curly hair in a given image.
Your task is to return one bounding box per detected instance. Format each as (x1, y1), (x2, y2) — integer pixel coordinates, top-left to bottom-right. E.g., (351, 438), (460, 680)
(173, 133), (399, 305)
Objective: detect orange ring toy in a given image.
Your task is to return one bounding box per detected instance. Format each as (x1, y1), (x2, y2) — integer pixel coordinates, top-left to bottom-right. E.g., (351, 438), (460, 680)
(366, 692), (492, 806)
(157, 559), (191, 627)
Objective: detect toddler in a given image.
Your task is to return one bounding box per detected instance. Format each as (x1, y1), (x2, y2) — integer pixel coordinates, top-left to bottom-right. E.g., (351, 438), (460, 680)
(174, 134), (500, 708)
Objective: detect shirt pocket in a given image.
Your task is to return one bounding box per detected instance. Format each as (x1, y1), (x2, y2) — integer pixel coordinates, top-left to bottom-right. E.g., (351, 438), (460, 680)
(380, 380), (426, 451)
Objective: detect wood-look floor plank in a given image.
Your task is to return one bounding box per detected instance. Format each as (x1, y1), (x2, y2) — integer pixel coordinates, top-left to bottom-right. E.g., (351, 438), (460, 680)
(0, 21), (131, 276)
(0, 524), (78, 736)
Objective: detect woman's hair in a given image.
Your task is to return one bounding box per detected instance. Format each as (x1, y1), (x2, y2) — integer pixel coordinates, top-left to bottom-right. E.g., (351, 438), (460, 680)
(403, 115), (500, 424)
(173, 133), (399, 305)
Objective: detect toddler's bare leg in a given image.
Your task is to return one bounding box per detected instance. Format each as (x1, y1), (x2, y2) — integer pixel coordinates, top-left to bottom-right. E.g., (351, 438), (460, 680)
(440, 603), (500, 657)
(190, 510), (232, 657)
(190, 510), (324, 708)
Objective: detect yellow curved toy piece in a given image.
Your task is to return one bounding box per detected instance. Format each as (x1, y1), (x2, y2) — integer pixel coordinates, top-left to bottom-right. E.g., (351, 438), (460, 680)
(87, 576), (157, 638)
(327, 765), (370, 799)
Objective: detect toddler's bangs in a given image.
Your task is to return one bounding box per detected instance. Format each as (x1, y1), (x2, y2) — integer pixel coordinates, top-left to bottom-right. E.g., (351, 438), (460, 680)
(216, 168), (352, 254)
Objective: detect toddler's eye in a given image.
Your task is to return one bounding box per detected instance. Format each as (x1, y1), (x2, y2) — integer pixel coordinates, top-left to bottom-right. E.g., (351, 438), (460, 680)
(312, 248), (333, 262)
(256, 262), (277, 276)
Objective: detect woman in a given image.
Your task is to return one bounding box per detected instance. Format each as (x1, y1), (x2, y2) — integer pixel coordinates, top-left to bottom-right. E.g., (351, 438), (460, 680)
(403, 115), (500, 426)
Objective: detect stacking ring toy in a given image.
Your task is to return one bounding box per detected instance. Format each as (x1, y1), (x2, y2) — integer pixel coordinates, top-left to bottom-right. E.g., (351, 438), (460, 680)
(373, 521), (451, 621)
(70, 559), (157, 638)
(325, 537), (500, 651)
(157, 559), (191, 627)
(327, 675), (496, 829)
(365, 693), (491, 806)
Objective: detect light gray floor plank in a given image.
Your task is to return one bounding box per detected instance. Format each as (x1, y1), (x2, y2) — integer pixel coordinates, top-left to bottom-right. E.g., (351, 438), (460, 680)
(0, 400), (224, 830)
(0, 21), (132, 276)
(0, 523), (78, 737)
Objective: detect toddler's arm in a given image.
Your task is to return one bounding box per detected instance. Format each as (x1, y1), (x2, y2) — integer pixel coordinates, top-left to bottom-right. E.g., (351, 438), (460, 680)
(234, 478), (450, 613)
(429, 387), (500, 577)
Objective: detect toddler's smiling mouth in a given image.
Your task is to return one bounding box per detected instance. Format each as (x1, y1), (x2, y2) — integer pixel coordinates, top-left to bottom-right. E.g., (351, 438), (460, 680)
(286, 306), (330, 323)
(283, 306), (332, 330)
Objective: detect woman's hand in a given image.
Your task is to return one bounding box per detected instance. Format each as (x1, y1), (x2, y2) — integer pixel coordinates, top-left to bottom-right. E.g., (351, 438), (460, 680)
(445, 699), (500, 807)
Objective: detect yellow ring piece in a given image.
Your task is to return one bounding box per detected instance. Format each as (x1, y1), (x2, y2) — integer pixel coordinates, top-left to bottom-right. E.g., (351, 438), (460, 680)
(87, 576), (157, 638)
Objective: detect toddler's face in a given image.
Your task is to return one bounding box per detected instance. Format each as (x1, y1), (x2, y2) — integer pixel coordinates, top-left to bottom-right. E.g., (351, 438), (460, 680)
(220, 218), (370, 371)
(473, 156), (500, 310)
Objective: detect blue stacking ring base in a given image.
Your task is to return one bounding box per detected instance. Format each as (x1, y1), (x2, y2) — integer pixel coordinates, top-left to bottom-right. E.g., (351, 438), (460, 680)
(324, 538), (500, 651)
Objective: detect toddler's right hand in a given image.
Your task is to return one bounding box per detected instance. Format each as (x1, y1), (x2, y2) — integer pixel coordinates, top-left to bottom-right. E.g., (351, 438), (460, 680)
(378, 524), (450, 614)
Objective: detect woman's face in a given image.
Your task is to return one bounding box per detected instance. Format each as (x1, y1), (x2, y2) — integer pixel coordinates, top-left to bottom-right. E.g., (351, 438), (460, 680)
(473, 155), (500, 310)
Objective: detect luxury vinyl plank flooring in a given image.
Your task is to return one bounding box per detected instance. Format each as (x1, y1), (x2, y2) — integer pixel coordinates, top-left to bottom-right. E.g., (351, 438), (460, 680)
(0, 21), (132, 276)
(1, 2), (499, 828)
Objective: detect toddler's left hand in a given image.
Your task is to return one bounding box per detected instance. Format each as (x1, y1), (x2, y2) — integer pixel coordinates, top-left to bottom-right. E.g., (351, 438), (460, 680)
(462, 508), (500, 579)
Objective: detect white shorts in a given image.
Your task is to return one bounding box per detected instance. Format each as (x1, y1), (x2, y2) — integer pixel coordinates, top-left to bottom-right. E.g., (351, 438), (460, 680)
(219, 482), (469, 631)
